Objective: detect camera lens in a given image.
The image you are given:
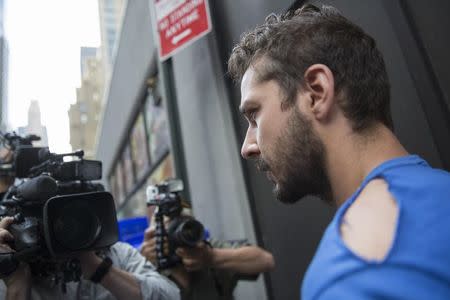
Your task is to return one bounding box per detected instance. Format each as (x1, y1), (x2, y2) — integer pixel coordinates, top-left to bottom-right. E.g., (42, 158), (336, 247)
(52, 201), (102, 250)
(173, 219), (204, 247)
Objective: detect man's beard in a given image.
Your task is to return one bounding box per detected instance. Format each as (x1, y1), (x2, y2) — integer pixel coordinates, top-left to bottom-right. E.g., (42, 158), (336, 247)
(256, 107), (332, 204)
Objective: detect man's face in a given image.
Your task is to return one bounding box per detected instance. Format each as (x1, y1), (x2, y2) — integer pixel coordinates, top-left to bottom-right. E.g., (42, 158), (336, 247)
(240, 67), (331, 203)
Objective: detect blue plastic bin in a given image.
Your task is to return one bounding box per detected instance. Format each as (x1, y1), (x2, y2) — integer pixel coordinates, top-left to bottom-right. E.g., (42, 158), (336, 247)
(118, 216), (149, 249)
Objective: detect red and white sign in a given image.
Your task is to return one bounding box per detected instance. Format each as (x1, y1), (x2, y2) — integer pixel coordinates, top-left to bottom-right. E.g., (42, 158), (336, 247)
(154, 0), (212, 60)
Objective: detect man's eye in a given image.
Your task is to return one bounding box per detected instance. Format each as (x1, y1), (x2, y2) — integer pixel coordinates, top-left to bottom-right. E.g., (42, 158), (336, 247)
(248, 110), (257, 122)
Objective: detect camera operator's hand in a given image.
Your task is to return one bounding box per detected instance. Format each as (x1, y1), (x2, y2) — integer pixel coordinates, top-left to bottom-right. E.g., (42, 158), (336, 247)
(78, 250), (143, 300)
(140, 227), (157, 265)
(77, 250), (103, 279)
(0, 217), (31, 300)
(176, 241), (214, 272)
(140, 227), (169, 266)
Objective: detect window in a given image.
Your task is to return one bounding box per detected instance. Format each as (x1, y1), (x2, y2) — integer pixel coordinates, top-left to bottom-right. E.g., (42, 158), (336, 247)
(108, 172), (118, 206)
(146, 154), (174, 186)
(109, 74), (174, 216)
(130, 113), (150, 180)
(122, 143), (135, 194)
(145, 86), (170, 165)
(80, 113), (88, 124)
(119, 186), (147, 219)
(114, 161), (125, 206)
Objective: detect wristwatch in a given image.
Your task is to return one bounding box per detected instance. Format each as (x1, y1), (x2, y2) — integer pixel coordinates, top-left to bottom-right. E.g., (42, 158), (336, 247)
(90, 257), (113, 283)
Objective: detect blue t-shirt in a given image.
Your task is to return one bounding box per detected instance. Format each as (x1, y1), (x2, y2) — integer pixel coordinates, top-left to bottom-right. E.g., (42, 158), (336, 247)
(302, 155), (450, 300)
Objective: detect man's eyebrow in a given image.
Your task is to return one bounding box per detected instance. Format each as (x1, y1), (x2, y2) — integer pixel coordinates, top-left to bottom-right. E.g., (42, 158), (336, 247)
(239, 100), (258, 115)
(239, 104), (247, 115)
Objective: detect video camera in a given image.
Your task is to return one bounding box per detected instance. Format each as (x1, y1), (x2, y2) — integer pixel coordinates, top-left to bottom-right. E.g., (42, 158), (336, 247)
(0, 131), (40, 177)
(0, 131), (118, 288)
(146, 179), (205, 270)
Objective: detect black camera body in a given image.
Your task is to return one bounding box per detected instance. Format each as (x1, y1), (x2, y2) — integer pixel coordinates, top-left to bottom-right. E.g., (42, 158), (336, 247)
(0, 131), (118, 286)
(146, 179), (205, 270)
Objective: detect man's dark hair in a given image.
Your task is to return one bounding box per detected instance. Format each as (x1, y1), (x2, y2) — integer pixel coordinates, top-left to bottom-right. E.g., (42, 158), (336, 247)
(228, 4), (393, 132)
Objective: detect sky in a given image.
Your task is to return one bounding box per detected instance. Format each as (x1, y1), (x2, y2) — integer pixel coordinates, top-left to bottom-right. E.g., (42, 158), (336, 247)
(5, 0), (101, 153)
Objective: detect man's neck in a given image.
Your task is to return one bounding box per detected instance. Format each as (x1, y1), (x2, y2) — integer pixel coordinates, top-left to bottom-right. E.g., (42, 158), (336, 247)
(325, 125), (408, 207)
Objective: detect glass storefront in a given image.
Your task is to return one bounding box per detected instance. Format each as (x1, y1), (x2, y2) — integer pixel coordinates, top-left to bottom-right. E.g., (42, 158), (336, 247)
(130, 113), (149, 180)
(144, 81), (170, 165)
(108, 75), (174, 219)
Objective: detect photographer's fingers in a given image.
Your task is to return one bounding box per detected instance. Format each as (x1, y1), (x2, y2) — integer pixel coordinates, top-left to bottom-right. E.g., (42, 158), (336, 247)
(141, 241), (155, 255)
(181, 257), (200, 272)
(0, 217), (14, 244)
(0, 216), (14, 229)
(163, 241), (169, 256)
(176, 248), (186, 257)
(0, 243), (14, 253)
(144, 227), (156, 240)
(141, 244), (157, 264)
(0, 228), (14, 243)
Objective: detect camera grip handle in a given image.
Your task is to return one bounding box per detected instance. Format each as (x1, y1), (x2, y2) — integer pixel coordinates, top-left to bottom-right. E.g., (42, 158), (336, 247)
(154, 213), (180, 270)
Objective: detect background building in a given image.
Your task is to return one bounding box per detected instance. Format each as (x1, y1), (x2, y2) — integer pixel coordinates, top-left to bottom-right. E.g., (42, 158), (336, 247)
(68, 47), (104, 159)
(0, 0), (8, 130)
(80, 46), (97, 78)
(97, 0), (127, 80)
(18, 100), (48, 147)
(96, 1), (450, 299)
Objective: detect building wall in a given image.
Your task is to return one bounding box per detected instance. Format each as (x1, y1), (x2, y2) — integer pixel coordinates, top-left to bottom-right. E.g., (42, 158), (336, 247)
(18, 100), (48, 147)
(98, 0), (127, 78)
(96, 0), (156, 176)
(69, 53), (104, 159)
(0, 0), (7, 130)
(0, 37), (7, 129)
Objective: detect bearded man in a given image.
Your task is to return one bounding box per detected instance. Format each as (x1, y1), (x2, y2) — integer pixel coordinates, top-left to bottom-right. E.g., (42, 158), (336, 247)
(228, 4), (450, 300)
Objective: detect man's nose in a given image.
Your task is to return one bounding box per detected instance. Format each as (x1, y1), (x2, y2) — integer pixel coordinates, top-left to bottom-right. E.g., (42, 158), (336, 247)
(241, 129), (260, 159)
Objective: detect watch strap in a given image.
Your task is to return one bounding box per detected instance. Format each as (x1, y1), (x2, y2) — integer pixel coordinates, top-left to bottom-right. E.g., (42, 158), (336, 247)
(90, 256), (113, 283)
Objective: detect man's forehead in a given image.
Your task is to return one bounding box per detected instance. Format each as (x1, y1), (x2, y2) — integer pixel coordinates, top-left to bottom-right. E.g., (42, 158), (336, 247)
(241, 67), (256, 89)
(240, 67), (260, 103)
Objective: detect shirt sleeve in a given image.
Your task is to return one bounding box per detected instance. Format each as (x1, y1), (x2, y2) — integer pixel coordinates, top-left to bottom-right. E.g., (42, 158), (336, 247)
(108, 242), (181, 300)
(209, 238), (259, 281)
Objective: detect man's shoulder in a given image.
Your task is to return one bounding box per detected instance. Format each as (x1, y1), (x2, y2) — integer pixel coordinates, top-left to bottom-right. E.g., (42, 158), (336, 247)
(341, 178), (398, 261)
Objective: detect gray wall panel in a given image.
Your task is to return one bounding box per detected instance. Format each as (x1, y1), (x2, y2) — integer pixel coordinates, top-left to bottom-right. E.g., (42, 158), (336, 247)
(405, 0), (450, 112)
(319, 0), (442, 167)
(96, 0), (157, 178)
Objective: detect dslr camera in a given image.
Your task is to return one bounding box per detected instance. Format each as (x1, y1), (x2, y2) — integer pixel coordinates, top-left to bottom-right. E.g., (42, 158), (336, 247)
(0, 131), (118, 287)
(146, 179), (205, 269)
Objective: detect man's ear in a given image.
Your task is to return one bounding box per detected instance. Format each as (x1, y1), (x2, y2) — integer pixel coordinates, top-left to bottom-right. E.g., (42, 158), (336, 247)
(302, 64), (335, 121)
